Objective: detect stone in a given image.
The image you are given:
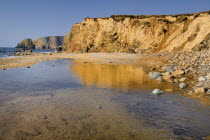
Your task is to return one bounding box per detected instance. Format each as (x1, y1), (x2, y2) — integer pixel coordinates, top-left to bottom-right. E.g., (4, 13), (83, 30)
(162, 75), (173, 80)
(204, 82), (210, 88)
(207, 73), (210, 80)
(196, 82), (205, 87)
(152, 89), (164, 95)
(174, 79), (179, 83)
(198, 76), (206, 82)
(164, 89), (173, 92)
(179, 77), (187, 82)
(156, 76), (164, 82)
(194, 87), (207, 93)
(149, 72), (162, 79)
(166, 66), (176, 74)
(172, 70), (185, 77)
(179, 82), (187, 89)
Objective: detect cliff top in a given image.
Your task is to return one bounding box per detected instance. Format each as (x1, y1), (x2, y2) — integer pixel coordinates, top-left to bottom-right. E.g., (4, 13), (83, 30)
(84, 10), (210, 20)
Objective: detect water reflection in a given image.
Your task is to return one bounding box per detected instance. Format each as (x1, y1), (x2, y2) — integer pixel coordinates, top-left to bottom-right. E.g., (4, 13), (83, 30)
(71, 63), (176, 90)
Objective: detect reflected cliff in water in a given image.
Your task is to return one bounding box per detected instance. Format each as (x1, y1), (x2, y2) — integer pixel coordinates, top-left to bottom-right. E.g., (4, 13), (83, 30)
(71, 63), (176, 91)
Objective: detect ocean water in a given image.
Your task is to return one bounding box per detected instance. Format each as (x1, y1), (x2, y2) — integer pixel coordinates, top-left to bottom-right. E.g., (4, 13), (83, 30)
(0, 59), (209, 140)
(0, 47), (55, 58)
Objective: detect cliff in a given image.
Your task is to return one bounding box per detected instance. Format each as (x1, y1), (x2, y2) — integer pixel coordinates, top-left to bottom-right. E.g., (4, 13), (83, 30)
(15, 38), (35, 50)
(33, 36), (64, 50)
(63, 11), (210, 53)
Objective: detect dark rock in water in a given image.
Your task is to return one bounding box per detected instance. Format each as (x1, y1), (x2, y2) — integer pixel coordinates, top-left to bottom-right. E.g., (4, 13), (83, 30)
(173, 128), (185, 135)
(27, 66), (30, 68)
(3, 69), (6, 70)
(16, 38), (35, 50)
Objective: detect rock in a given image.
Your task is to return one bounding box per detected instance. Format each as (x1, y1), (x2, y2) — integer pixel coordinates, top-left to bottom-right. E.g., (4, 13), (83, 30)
(156, 76), (164, 81)
(98, 106), (102, 109)
(162, 75), (173, 80)
(179, 82), (187, 89)
(164, 89), (173, 92)
(15, 38), (35, 50)
(188, 91), (193, 95)
(179, 77), (187, 82)
(161, 72), (170, 76)
(166, 66), (176, 74)
(33, 131), (41, 136)
(33, 36), (64, 50)
(206, 73), (210, 80)
(172, 70), (185, 77)
(27, 66), (30, 68)
(194, 87), (207, 93)
(204, 82), (210, 88)
(41, 116), (48, 119)
(152, 89), (164, 95)
(149, 72), (162, 79)
(174, 79), (179, 83)
(196, 82), (205, 87)
(198, 76), (206, 82)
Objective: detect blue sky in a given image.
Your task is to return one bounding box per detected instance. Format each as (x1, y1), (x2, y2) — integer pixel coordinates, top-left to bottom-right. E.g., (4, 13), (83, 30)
(0, 0), (209, 47)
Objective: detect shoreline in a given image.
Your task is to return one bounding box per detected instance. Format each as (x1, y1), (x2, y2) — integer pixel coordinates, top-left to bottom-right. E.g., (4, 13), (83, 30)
(0, 52), (209, 105)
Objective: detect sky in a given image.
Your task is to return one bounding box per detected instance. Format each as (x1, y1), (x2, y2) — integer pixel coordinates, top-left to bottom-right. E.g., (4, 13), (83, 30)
(0, 0), (209, 47)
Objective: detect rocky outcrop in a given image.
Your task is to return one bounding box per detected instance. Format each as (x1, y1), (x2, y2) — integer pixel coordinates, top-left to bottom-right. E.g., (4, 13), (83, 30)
(63, 11), (210, 53)
(33, 36), (64, 50)
(16, 38), (35, 50)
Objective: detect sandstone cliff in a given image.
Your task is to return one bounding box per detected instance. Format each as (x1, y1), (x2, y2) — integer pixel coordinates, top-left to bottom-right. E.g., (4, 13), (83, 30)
(63, 11), (210, 53)
(33, 36), (64, 50)
(16, 38), (35, 50)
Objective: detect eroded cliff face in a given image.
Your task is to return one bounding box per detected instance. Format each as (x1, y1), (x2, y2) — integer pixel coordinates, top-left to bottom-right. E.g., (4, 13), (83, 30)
(33, 36), (64, 50)
(63, 11), (210, 53)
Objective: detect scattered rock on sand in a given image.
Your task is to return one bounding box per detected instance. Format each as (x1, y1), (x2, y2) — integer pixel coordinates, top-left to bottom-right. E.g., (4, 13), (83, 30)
(152, 89), (164, 95)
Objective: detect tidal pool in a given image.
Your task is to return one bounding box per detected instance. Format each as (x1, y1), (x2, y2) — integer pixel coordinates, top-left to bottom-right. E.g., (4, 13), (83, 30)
(0, 59), (209, 140)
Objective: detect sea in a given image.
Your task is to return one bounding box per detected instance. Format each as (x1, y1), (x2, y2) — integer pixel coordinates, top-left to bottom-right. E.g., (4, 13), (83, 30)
(0, 47), (55, 58)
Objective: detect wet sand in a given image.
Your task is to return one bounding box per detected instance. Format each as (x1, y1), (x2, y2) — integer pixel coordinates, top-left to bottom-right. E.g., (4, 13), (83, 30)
(0, 53), (165, 70)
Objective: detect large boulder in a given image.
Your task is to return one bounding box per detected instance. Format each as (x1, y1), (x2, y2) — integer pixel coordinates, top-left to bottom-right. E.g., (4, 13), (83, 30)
(15, 38), (35, 50)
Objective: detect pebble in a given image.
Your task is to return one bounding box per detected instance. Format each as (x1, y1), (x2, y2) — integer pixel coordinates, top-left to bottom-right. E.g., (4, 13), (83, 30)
(198, 76), (206, 82)
(152, 89), (164, 95)
(149, 72), (162, 79)
(179, 83), (187, 89)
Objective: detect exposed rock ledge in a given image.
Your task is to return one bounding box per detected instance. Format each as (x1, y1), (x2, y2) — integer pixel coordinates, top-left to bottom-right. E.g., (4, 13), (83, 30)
(16, 36), (64, 50)
(63, 10), (210, 53)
